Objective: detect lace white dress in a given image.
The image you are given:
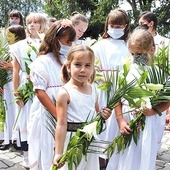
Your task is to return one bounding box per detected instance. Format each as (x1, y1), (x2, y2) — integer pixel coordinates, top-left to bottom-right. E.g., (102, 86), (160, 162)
(59, 83), (99, 170)
(28, 52), (65, 170)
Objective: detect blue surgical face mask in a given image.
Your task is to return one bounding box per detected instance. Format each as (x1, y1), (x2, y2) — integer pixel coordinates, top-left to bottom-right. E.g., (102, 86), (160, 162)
(133, 53), (149, 65)
(58, 40), (71, 56)
(107, 26), (125, 39)
(10, 20), (19, 26)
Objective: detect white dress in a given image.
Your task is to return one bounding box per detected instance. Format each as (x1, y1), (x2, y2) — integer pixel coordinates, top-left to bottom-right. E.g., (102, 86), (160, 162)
(91, 38), (129, 158)
(154, 33), (170, 54)
(2, 81), (16, 144)
(0, 29), (7, 140)
(0, 44), (17, 144)
(106, 64), (166, 170)
(10, 38), (40, 143)
(59, 84), (99, 170)
(28, 52), (65, 170)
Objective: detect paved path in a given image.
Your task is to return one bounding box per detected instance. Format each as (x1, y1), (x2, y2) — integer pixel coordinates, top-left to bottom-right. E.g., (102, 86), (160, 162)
(0, 130), (170, 170)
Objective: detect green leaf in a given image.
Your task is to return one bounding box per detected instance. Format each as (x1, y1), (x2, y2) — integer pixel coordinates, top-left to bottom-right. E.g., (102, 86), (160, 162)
(127, 87), (154, 98)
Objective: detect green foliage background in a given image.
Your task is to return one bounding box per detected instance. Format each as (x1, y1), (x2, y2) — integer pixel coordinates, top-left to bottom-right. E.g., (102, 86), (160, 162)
(0, 0), (169, 39)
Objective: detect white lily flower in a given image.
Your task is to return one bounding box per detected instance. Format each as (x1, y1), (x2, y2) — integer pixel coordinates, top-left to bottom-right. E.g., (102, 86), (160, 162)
(27, 46), (32, 55)
(146, 83), (163, 91)
(141, 97), (152, 109)
(80, 121), (99, 141)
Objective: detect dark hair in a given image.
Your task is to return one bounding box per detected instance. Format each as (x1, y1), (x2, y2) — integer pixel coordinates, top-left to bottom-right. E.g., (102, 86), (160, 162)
(135, 24), (149, 30)
(48, 17), (57, 23)
(38, 20), (76, 65)
(7, 25), (26, 41)
(8, 10), (24, 27)
(102, 8), (130, 41)
(138, 11), (158, 30)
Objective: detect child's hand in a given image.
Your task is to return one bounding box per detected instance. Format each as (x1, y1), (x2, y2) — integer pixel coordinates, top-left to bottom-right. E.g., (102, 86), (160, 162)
(117, 118), (132, 135)
(14, 93), (24, 107)
(0, 61), (12, 70)
(53, 154), (65, 168)
(0, 87), (3, 94)
(101, 107), (112, 120)
(16, 100), (24, 107)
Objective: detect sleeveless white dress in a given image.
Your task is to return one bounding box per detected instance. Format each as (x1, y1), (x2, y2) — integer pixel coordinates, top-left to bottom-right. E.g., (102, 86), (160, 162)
(59, 84), (100, 170)
(28, 52), (65, 170)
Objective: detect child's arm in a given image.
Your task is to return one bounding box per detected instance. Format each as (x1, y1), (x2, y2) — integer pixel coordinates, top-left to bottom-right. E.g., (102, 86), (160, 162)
(115, 101), (132, 135)
(143, 102), (170, 116)
(35, 89), (57, 118)
(13, 57), (24, 107)
(53, 88), (69, 168)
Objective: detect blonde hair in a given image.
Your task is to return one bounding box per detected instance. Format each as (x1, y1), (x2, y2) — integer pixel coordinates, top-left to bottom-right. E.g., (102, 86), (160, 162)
(26, 13), (49, 34)
(127, 29), (155, 52)
(61, 44), (95, 84)
(70, 11), (88, 26)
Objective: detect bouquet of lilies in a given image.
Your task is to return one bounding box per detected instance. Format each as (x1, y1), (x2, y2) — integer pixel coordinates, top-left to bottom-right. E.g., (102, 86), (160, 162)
(12, 45), (38, 128)
(0, 33), (12, 131)
(104, 46), (170, 157)
(50, 59), (137, 170)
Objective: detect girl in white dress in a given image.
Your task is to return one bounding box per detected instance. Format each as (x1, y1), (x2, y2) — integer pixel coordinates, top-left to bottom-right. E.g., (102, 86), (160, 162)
(28, 19), (76, 170)
(106, 29), (170, 170)
(138, 11), (170, 54)
(53, 44), (112, 170)
(0, 25), (26, 150)
(91, 8), (130, 168)
(11, 13), (48, 168)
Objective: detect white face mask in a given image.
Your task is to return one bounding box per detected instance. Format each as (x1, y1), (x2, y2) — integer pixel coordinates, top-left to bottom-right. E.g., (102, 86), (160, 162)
(107, 26), (125, 39)
(58, 41), (71, 56)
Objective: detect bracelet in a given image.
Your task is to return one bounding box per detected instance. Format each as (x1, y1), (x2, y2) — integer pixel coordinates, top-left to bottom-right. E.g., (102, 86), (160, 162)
(14, 92), (20, 94)
(14, 92), (21, 97)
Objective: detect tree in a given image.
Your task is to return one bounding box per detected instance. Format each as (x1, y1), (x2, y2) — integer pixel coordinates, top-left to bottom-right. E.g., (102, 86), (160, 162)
(43, 0), (119, 39)
(43, 0), (169, 39)
(125, 0), (170, 37)
(0, 0), (169, 38)
(0, 0), (44, 27)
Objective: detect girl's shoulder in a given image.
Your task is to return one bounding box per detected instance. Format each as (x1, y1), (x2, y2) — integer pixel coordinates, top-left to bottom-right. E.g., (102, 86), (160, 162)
(12, 39), (27, 47)
(35, 52), (55, 62)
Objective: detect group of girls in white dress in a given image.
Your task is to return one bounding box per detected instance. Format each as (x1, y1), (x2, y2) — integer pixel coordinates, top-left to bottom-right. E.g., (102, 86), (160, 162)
(0, 8), (169, 170)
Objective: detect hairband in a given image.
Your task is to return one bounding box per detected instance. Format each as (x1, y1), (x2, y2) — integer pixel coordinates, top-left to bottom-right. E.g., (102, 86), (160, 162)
(56, 19), (72, 34)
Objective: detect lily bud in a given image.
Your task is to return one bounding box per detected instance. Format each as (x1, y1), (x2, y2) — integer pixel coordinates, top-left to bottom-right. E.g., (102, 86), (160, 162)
(146, 83), (163, 91)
